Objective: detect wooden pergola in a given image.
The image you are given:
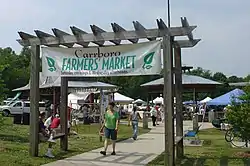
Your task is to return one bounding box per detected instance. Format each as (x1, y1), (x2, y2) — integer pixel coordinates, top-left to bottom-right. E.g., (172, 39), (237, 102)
(17, 17), (200, 166)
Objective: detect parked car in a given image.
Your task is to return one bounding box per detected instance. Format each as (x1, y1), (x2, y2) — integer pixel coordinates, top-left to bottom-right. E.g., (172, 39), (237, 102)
(0, 100), (46, 117)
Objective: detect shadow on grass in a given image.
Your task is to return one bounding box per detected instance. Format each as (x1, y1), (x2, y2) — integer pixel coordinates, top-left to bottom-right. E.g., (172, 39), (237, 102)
(0, 134), (29, 143)
(53, 150), (79, 159)
(176, 156), (250, 166)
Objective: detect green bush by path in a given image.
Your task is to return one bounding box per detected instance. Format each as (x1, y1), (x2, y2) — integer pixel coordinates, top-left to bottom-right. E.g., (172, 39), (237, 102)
(148, 128), (250, 166)
(0, 116), (150, 166)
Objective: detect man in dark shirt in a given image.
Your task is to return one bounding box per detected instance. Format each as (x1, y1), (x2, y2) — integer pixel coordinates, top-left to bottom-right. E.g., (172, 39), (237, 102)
(39, 111), (56, 158)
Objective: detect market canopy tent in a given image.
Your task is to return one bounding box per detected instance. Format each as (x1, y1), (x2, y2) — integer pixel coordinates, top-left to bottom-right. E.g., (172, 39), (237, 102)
(183, 100), (196, 105)
(141, 74), (221, 92)
(12, 73), (118, 92)
(199, 97), (212, 103)
(132, 99), (146, 104)
(206, 88), (245, 106)
(153, 97), (164, 104)
(114, 93), (134, 104)
(68, 92), (90, 109)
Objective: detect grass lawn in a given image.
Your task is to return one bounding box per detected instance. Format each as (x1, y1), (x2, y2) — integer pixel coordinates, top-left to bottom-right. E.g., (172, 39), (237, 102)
(149, 128), (250, 166)
(0, 116), (150, 166)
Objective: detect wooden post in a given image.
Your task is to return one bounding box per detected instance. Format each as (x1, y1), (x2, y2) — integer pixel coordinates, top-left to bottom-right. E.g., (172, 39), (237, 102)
(29, 45), (40, 157)
(99, 88), (104, 142)
(60, 77), (68, 151)
(174, 46), (184, 159)
(193, 88), (198, 131)
(163, 35), (175, 166)
(53, 87), (56, 115)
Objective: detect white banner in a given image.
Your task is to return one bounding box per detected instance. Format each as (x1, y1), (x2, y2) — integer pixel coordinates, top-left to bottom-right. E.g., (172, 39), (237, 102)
(42, 40), (162, 77)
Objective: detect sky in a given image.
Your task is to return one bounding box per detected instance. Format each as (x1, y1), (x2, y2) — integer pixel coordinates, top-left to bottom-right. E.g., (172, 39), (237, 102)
(0, 0), (249, 77)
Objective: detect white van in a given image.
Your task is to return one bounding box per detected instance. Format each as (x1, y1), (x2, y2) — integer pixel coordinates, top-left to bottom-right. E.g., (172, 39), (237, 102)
(0, 100), (46, 116)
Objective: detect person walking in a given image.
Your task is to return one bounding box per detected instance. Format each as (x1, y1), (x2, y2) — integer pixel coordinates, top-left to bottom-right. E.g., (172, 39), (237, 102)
(128, 106), (142, 140)
(99, 102), (119, 156)
(150, 106), (157, 126)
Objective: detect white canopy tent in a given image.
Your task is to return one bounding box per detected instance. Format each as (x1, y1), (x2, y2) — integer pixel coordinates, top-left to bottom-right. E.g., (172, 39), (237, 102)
(152, 97), (176, 104)
(153, 97), (164, 104)
(114, 92), (134, 104)
(199, 97), (212, 104)
(68, 92), (91, 109)
(132, 99), (146, 104)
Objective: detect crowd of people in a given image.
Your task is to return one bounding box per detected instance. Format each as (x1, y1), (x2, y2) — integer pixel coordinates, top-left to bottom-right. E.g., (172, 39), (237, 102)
(38, 101), (164, 158)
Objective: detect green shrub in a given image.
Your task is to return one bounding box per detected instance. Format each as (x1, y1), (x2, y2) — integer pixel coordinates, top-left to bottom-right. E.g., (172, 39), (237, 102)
(226, 86), (250, 141)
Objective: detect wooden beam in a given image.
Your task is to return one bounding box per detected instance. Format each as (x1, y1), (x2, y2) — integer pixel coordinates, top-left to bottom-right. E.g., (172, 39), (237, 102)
(112, 23), (138, 43)
(29, 45), (40, 157)
(163, 34), (175, 165)
(174, 46), (184, 159)
(52, 28), (74, 48)
(17, 26), (197, 47)
(181, 17), (194, 40)
(18, 32), (36, 40)
(173, 39), (201, 48)
(90, 24), (121, 45)
(60, 77), (68, 151)
(70, 26), (90, 47)
(133, 21), (155, 41)
(34, 30), (59, 47)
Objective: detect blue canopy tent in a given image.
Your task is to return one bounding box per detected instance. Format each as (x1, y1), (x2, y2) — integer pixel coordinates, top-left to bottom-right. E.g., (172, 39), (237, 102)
(183, 100), (201, 105)
(206, 88), (245, 106)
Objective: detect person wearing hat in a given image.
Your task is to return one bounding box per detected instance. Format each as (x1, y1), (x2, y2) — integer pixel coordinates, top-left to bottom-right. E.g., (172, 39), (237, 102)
(99, 102), (119, 156)
(39, 111), (56, 158)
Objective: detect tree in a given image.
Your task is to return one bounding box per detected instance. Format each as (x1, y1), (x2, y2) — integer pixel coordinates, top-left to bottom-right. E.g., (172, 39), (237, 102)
(213, 72), (227, 83)
(0, 65), (7, 101)
(0, 47), (31, 97)
(186, 67), (212, 79)
(244, 74), (250, 82)
(228, 76), (244, 83)
(226, 85), (250, 145)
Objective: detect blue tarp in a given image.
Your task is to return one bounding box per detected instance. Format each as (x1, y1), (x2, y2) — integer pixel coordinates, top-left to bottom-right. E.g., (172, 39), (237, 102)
(183, 100), (200, 105)
(206, 88), (245, 106)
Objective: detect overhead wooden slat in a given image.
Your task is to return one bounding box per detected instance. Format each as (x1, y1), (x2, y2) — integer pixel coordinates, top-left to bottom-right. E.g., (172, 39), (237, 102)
(133, 21), (156, 41)
(34, 30), (59, 47)
(90, 24), (121, 45)
(52, 28), (74, 48)
(111, 23), (138, 43)
(18, 32), (36, 40)
(70, 26), (99, 47)
(156, 19), (172, 38)
(181, 17), (193, 40)
(34, 30), (55, 38)
(173, 39), (201, 48)
(17, 25), (197, 47)
(157, 19), (168, 29)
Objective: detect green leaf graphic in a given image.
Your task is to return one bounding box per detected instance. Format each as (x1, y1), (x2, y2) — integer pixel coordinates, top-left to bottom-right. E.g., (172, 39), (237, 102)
(48, 68), (55, 72)
(144, 52), (155, 65)
(46, 57), (56, 72)
(142, 52), (155, 69)
(146, 65), (152, 69)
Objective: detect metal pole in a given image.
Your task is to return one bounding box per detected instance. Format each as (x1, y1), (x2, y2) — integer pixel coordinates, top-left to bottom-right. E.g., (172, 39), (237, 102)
(163, 34), (174, 165)
(167, 0), (171, 27)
